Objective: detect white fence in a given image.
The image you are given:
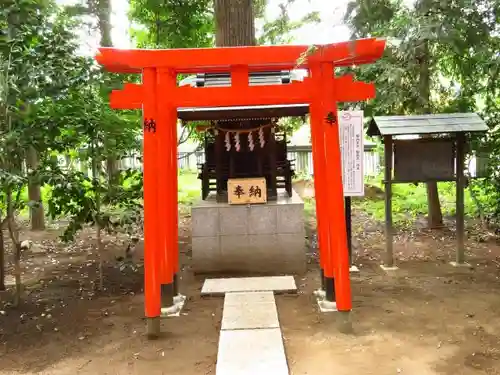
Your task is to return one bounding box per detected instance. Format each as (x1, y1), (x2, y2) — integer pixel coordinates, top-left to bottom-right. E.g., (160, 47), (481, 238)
(174, 144), (381, 177)
(120, 144), (485, 178)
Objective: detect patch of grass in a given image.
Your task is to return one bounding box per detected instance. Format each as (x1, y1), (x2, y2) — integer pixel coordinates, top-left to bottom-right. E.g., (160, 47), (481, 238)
(303, 197), (315, 218)
(355, 176), (477, 224)
(14, 185), (53, 218)
(178, 171), (201, 206)
(298, 174), (479, 228)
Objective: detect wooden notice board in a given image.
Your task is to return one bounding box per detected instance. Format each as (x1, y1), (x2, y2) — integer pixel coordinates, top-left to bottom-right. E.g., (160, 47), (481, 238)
(393, 139), (455, 182)
(227, 177), (267, 205)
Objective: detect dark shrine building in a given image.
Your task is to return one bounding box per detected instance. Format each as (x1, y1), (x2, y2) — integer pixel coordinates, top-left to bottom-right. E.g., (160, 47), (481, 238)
(178, 71), (307, 202)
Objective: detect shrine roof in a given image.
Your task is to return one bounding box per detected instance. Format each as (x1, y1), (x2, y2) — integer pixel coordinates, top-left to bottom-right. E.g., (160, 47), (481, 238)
(367, 113), (488, 136)
(177, 70), (308, 121)
(177, 104), (309, 121)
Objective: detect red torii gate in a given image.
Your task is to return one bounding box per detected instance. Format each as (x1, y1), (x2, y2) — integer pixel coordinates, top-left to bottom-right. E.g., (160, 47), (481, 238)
(96, 38), (385, 337)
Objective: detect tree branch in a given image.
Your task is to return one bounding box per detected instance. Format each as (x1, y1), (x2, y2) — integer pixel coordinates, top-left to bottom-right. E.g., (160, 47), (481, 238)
(177, 125), (195, 146)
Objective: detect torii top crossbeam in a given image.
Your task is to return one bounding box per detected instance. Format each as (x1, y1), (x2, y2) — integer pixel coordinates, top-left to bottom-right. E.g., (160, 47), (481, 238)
(97, 38), (385, 74)
(96, 38), (385, 110)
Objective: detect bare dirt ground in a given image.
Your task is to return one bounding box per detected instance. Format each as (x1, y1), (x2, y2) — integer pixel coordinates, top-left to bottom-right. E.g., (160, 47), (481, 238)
(1, 210), (500, 375)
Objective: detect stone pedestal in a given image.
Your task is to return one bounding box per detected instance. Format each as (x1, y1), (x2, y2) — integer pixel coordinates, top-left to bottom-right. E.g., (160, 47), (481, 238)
(191, 191), (306, 274)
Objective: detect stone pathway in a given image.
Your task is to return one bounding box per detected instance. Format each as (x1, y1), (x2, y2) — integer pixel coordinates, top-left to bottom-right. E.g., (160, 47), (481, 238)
(201, 275), (297, 296)
(202, 276), (297, 375)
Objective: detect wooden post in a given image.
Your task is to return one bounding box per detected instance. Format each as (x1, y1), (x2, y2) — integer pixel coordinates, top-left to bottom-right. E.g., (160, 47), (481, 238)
(157, 68), (177, 307)
(308, 64), (330, 295)
(455, 132), (466, 264)
(215, 131), (224, 201)
(142, 68), (161, 338)
(320, 62), (351, 311)
(383, 135), (394, 268)
(170, 80), (180, 296)
(268, 127), (277, 200)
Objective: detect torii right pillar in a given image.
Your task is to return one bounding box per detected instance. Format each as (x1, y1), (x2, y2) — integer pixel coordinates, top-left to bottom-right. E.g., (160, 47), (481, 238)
(309, 63), (379, 314)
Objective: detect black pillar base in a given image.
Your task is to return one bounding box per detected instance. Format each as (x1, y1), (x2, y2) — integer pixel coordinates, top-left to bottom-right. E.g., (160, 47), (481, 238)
(320, 268), (325, 291)
(173, 273), (179, 296)
(345, 197), (353, 266)
(161, 283), (174, 308)
(325, 277), (335, 302)
(146, 317), (160, 339)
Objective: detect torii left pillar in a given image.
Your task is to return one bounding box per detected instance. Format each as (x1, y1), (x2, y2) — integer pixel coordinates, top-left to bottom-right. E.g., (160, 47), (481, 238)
(118, 68), (179, 338)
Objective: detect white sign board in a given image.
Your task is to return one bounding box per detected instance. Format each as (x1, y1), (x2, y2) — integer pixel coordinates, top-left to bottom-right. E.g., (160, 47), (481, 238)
(339, 111), (364, 196)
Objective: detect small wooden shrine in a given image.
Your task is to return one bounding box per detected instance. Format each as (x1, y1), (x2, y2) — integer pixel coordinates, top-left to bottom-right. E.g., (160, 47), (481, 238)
(178, 72), (307, 202)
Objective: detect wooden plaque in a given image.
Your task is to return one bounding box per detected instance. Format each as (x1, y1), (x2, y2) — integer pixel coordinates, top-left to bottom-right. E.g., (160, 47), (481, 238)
(227, 178), (267, 205)
(393, 139), (455, 182)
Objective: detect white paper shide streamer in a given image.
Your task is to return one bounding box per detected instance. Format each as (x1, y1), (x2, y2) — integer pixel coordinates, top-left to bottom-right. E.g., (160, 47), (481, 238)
(224, 131), (231, 151)
(248, 131), (255, 151)
(258, 127), (265, 148)
(234, 132), (241, 152)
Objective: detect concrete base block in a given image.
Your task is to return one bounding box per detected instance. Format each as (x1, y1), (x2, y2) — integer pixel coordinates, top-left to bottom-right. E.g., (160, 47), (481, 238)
(192, 191), (306, 274)
(449, 261), (472, 268)
(380, 264), (399, 272)
(146, 317), (160, 339)
(314, 295), (354, 334)
(336, 311), (354, 334)
(349, 265), (360, 273)
(313, 289), (326, 299)
(160, 294), (186, 317)
(317, 299), (338, 313)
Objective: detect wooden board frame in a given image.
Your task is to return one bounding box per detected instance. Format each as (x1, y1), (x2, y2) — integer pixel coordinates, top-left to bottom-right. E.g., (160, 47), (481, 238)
(227, 177), (267, 205)
(382, 133), (468, 270)
(393, 138), (455, 182)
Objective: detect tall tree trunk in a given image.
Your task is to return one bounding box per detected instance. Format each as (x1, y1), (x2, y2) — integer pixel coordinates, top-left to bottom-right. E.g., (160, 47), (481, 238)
(0, 212), (5, 291)
(416, 2), (443, 228)
(95, 0), (119, 187)
(91, 141), (105, 291)
(26, 146), (45, 230)
(8, 8), (45, 231)
(5, 188), (22, 306)
(214, 0), (256, 46)
(65, 154), (72, 170)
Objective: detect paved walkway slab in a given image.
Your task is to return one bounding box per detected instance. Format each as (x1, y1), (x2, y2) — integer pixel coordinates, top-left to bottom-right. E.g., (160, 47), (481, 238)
(216, 328), (289, 375)
(201, 276), (297, 296)
(224, 291), (275, 305)
(221, 292), (279, 330)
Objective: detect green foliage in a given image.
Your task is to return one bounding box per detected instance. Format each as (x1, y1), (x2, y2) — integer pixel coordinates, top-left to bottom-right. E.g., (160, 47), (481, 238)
(42, 161), (143, 242)
(129, 0), (214, 48)
(344, 0), (500, 223)
(278, 116), (307, 134)
(40, 79), (142, 240)
(0, 0), (144, 250)
(0, 0), (86, 218)
(344, 0), (498, 117)
(257, 1), (320, 45)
